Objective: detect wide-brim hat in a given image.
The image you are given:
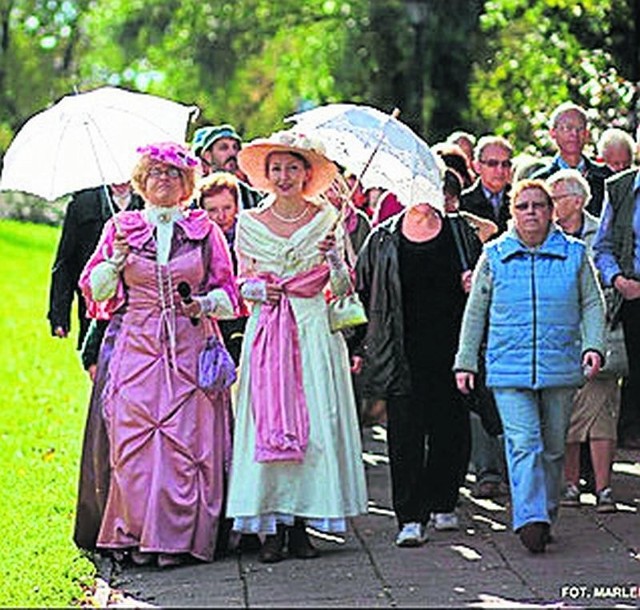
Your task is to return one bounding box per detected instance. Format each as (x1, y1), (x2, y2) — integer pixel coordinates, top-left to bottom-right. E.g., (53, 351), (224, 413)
(238, 129), (337, 198)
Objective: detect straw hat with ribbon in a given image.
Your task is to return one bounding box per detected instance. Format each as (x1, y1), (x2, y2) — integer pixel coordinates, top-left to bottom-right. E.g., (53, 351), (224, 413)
(238, 129), (337, 198)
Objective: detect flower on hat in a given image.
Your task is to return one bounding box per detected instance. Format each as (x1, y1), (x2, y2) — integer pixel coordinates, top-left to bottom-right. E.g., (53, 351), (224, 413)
(273, 130), (326, 157)
(137, 142), (199, 169)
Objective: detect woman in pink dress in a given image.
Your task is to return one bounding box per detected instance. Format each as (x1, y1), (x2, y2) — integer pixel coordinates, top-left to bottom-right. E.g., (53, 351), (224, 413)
(79, 142), (240, 568)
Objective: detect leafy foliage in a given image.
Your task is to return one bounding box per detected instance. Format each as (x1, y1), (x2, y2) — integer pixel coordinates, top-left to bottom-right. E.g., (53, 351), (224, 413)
(469, 0), (636, 154)
(0, 0), (637, 196)
(77, 0), (379, 138)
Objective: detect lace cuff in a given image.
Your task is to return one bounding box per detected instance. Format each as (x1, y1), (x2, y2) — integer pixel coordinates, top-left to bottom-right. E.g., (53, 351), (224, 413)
(111, 250), (127, 269)
(240, 278), (268, 303)
(197, 288), (236, 320)
(89, 261), (120, 302)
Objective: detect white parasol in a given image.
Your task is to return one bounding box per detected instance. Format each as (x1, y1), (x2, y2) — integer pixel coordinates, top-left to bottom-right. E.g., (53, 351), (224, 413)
(0, 86), (198, 206)
(286, 103), (444, 211)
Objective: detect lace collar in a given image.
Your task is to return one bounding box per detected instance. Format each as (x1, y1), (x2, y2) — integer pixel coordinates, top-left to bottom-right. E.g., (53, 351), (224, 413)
(145, 205), (183, 226)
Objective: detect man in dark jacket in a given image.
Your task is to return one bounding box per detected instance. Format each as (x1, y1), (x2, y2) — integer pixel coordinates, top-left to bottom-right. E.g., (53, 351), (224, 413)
(47, 183), (143, 353)
(532, 101), (612, 217)
(593, 131), (640, 449)
(460, 135), (513, 234)
(460, 135), (513, 499)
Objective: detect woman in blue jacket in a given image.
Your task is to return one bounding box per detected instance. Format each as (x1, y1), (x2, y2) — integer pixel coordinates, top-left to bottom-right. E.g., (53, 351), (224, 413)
(455, 179), (606, 554)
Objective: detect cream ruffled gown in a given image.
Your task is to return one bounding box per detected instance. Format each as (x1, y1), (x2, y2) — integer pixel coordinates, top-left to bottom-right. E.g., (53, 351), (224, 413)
(227, 201), (368, 533)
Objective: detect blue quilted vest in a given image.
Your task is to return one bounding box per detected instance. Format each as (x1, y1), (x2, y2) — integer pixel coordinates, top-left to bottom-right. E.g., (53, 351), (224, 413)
(485, 227), (587, 389)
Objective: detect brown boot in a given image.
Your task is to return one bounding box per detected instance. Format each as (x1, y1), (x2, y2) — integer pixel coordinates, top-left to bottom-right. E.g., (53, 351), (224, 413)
(287, 518), (319, 559)
(259, 524), (286, 563)
(518, 521), (549, 553)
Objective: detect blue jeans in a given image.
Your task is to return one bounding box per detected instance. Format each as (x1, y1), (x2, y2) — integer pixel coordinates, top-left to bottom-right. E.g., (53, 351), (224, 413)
(469, 411), (505, 485)
(492, 387), (575, 531)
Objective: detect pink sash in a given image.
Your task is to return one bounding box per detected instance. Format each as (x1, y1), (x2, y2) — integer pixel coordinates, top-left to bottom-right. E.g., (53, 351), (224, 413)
(250, 263), (330, 463)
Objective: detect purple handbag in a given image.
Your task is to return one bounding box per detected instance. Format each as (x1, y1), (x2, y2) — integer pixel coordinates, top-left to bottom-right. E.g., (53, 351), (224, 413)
(198, 335), (237, 391)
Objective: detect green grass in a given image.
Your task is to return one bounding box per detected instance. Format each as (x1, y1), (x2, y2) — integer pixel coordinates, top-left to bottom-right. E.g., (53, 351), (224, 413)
(0, 219), (95, 607)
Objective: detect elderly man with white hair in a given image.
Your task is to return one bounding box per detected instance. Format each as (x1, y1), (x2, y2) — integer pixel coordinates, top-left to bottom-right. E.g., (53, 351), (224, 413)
(597, 127), (635, 174)
(548, 169), (626, 514)
(593, 126), (640, 451)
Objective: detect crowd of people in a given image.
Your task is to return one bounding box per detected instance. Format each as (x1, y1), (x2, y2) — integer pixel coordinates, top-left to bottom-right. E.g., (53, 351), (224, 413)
(48, 100), (639, 563)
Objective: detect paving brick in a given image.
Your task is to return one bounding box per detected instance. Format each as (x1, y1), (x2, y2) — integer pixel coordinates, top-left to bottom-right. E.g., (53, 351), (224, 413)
(107, 427), (640, 608)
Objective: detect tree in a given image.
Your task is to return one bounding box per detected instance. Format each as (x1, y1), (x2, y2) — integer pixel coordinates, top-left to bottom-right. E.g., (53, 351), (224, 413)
(78, 0), (377, 138)
(0, 0), (91, 150)
(467, 0), (636, 154)
(427, 0), (484, 142)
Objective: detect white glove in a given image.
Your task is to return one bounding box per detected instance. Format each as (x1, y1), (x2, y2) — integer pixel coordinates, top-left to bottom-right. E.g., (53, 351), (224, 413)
(240, 278), (268, 303)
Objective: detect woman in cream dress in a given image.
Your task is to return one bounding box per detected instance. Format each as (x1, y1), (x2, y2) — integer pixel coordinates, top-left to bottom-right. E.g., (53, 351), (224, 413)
(226, 130), (368, 563)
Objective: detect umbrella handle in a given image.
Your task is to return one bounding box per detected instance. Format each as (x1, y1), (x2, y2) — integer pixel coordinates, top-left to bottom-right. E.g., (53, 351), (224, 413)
(353, 107), (400, 190)
(102, 184), (123, 234)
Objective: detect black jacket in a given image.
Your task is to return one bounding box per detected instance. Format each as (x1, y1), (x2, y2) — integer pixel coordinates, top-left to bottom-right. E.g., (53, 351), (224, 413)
(47, 187), (143, 349)
(532, 154), (612, 217)
(355, 211), (481, 399)
(238, 180), (265, 209)
(460, 180), (511, 234)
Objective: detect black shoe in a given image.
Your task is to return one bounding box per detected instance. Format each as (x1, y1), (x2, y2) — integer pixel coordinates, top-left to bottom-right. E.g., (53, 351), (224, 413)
(287, 519), (319, 559)
(619, 434), (640, 450)
(238, 533), (262, 552)
(214, 518), (234, 558)
(157, 553), (184, 569)
(259, 524), (286, 563)
(473, 481), (505, 499)
(518, 521), (549, 554)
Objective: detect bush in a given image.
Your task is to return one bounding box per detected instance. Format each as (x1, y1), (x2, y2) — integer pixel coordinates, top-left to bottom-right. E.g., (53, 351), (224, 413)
(0, 192), (67, 226)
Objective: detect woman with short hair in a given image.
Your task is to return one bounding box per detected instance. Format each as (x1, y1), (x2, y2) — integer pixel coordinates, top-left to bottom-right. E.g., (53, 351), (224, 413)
(79, 142), (240, 567)
(455, 179), (606, 553)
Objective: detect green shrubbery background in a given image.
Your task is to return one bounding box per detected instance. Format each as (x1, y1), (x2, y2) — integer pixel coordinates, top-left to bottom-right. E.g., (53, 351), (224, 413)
(0, 219), (94, 607)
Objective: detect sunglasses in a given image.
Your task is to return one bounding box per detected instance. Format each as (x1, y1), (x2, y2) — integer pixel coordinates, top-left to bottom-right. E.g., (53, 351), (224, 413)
(513, 201), (549, 212)
(479, 159), (512, 169)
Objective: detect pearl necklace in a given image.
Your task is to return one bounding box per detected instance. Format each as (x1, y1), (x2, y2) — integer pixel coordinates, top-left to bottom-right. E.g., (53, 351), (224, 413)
(270, 203), (309, 224)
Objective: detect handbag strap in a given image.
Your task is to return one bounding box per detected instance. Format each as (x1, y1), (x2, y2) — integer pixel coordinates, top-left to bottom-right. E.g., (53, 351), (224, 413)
(344, 228), (358, 270)
(449, 214), (470, 271)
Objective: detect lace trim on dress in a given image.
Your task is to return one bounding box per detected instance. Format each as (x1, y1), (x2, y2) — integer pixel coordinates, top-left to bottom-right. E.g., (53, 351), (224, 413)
(232, 514), (347, 535)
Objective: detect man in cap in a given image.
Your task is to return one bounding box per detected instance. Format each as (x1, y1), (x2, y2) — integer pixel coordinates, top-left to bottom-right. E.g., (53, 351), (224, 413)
(192, 124), (263, 210)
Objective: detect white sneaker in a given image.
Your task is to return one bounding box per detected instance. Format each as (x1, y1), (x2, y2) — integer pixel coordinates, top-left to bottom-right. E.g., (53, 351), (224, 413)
(431, 512), (460, 531)
(395, 522), (427, 547)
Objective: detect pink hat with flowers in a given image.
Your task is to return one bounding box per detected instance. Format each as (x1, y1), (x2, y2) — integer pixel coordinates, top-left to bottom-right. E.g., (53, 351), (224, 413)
(136, 142), (199, 170)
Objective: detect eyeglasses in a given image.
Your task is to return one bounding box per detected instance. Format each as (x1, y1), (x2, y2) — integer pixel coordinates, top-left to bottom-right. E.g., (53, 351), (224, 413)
(551, 192), (580, 202)
(554, 123), (586, 134)
(148, 166), (182, 179)
(513, 201), (550, 212)
(479, 159), (512, 169)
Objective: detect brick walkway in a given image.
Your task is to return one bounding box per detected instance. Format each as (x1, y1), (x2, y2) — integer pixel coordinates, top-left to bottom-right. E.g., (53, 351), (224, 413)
(98, 425), (640, 608)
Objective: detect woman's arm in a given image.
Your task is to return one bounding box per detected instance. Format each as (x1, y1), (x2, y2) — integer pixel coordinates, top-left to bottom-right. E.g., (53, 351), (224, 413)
(194, 222), (243, 319)
(78, 219), (127, 319)
(454, 252), (492, 374)
(579, 252), (607, 362)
